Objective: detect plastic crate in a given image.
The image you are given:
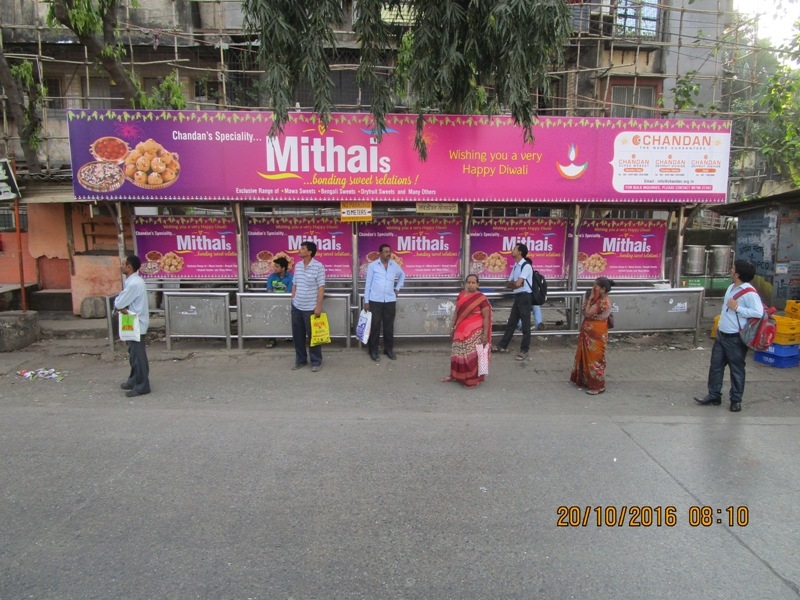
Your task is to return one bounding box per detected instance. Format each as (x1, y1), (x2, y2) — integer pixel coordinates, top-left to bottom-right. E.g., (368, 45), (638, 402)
(784, 300), (800, 320)
(774, 331), (800, 346)
(754, 352), (800, 368)
(773, 315), (800, 334)
(763, 343), (800, 357)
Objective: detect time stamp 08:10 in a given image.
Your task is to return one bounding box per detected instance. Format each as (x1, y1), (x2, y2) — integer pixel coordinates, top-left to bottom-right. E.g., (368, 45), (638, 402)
(556, 505), (749, 528)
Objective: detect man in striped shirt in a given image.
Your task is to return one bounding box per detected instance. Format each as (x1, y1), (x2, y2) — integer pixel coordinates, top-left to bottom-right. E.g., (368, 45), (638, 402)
(291, 241), (326, 372)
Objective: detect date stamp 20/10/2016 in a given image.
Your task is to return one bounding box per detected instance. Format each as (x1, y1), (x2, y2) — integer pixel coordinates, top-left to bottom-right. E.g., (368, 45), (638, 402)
(556, 505), (750, 528)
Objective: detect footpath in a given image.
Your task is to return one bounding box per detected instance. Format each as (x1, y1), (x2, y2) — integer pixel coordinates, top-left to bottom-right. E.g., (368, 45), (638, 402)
(1, 297), (798, 418)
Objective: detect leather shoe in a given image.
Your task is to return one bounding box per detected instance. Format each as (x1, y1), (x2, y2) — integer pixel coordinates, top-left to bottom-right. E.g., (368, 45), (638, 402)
(730, 402), (742, 412)
(694, 395), (721, 405)
(125, 389), (150, 398)
(120, 382), (133, 390)
(384, 351), (397, 360)
(370, 352), (380, 361)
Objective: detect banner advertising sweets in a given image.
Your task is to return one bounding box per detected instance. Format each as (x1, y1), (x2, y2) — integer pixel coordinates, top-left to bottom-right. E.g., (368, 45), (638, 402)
(566, 219), (667, 280)
(67, 110), (731, 204)
(133, 216), (238, 279)
(468, 218), (568, 279)
(357, 217), (461, 278)
(246, 216), (353, 278)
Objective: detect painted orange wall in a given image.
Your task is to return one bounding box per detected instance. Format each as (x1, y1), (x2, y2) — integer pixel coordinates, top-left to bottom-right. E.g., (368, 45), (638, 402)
(71, 254), (123, 315)
(0, 232), (38, 284)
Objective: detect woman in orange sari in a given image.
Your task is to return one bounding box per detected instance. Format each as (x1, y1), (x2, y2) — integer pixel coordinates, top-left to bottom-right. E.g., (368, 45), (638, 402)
(571, 276), (614, 395)
(442, 274), (492, 387)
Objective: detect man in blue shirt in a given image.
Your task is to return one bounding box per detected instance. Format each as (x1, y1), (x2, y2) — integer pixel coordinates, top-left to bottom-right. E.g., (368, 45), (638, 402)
(266, 256), (293, 293)
(492, 243), (533, 361)
(364, 244), (406, 361)
(694, 259), (764, 412)
(114, 254), (151, 397)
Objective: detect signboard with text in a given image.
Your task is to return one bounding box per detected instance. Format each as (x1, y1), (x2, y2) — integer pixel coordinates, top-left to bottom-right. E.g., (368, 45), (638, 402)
(357, 217), (461, 278)
(133, 216), (238, 279)
(468, 218), (568, 279)
(246, 216), (353, 278)
(566, 219), (667, 280)
(67, 110), (731, 204)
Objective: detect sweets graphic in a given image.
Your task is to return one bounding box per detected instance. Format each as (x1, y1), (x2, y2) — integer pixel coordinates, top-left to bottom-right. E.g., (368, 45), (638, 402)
(123, 138), (181, 189)
(78, 135), (181, 192)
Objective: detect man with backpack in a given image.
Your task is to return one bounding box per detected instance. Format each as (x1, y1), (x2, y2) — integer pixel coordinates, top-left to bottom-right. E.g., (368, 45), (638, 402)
(493, 243), (533, 361)
(694, 259), (764, 412)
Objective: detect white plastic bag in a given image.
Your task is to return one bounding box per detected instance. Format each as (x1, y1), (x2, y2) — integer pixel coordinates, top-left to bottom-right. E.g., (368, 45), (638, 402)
(356, 309), (372, 345)
(119, 311), (141, 342)
(476, 343), (490, 376)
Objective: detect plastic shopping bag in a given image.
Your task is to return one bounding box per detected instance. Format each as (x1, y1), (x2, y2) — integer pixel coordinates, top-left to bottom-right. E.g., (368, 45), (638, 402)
(476, 343), (490, 376)
(310, 313), (332, 347)
(356, 309), (372, 345)
(119, 311), (141, 342)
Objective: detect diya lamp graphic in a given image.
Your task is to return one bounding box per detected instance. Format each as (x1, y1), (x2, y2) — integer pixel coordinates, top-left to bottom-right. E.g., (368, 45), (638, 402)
(556, 144), (589, 179)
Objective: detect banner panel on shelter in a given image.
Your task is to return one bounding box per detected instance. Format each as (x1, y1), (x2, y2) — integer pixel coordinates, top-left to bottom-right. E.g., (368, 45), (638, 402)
(468, 218), (568, 279)
(68, 110), (731, 204)
(133, 216), (239, 279)
(246, 216), (353, 278)
(357, 217), (461, 278)
(566, 219), (668, 280)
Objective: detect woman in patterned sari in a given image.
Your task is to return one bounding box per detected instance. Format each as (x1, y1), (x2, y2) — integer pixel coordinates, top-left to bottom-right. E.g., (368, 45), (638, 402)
(571, 276), (614, 395)
(442, 274), (492, 387)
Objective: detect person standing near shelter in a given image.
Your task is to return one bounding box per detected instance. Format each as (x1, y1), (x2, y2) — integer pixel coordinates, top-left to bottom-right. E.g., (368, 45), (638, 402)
(570, 276), (613, 395)
(694, 259), (763, 412)
(114, 254), (151, 397)
(492, 243), (533, 361)
(266, 256), (293, 293)
(265, 256), (294, 347)
(364, 244), (406, 361)
(291, 241), (326, 372)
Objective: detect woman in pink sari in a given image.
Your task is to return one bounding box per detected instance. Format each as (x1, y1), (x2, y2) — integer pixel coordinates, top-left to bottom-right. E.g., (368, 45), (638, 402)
(570, 276), (614, 395)
(442, 274), (492, 387)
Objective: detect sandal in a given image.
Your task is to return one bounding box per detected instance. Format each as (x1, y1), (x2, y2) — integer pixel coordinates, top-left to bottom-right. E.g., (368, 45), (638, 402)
(491, 345), (508, 353)
(586, 388), (605, 395)
(440, 376), (456, 382)
(516, 352), (528, 361)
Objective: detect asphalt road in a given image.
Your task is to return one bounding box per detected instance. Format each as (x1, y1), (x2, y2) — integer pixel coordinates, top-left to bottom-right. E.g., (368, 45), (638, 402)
(1, 331), (799, 599)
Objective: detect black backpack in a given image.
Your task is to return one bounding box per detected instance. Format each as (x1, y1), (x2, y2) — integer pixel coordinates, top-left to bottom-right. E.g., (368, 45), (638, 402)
(530, 270), (547, 305)
(523, 258), (547, 305)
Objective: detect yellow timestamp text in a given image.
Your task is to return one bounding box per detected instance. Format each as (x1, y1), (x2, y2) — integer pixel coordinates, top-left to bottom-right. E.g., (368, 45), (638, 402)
(556, 505), (750, 527)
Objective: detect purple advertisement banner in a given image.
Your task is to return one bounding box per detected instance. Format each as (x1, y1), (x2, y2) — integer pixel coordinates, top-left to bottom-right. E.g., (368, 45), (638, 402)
(246, 217), (353, 278)
(357, 217), (461, 278)
(67, 110), (731, 204)
(133, 216), (238, 279)
(566, 219), (667, 280)
(468, 218), (568, 279)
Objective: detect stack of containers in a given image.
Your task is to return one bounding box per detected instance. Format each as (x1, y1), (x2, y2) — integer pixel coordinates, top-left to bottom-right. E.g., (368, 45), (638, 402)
(754, 301), (800, 368)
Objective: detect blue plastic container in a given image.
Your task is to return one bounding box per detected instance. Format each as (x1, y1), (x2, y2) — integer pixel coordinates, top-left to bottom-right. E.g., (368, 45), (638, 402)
(754, 351), (800, 368)
(763, 343), (800, 357)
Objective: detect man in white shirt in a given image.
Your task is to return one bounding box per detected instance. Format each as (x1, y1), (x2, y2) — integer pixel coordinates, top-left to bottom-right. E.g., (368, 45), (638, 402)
(694, 259), (764, 412)
(492, 243), (533, 361)
(114, 255), (151, 397)
(364, 244), (406, 361)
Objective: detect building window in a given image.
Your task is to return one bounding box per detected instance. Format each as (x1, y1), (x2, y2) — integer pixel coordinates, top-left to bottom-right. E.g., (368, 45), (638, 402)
(82, 77), (127, 110)
(608, 82), (660, 118)
(44, 77), (65, 112)
(614, 0), (658, 39)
